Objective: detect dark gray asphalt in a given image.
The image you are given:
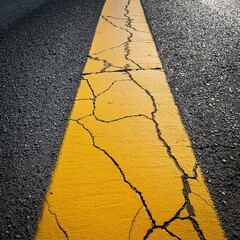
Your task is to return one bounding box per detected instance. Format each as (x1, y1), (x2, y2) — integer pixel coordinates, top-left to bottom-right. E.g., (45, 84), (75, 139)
(0, 0), (105, 239)
(0, 0), (49, 29)
(141, 0), (240, 239)
(0, 0), (239, 239)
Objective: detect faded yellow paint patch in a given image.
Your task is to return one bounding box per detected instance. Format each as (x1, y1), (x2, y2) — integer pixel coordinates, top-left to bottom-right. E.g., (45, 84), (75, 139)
(35, 0), (226, 239)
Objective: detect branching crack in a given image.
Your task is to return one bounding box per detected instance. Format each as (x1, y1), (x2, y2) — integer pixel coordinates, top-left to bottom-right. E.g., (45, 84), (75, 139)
(75, 121), (156, 228)
(123, 0), (143, 69)
(126, 69), (206, 239)
(82, 67), (162, 76)
(87, 55), (123, 73)
(96, 79), (130, 98)
(162, 203), (187, 228)
(80, 76), (151, 123)
(144, 226), (182, 240)
(181, 176), (206, 240)
(79, 68), (205, 239)
(101, 1), (144, 70)
(75, 0), (207, 238)
(126, 70), (195, 178)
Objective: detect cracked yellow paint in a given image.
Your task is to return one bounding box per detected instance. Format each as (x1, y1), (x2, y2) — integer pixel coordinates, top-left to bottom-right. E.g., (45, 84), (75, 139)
(35, 0), (226, 239)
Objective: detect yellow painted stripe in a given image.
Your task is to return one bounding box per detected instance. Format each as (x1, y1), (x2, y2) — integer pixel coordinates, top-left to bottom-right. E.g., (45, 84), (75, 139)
(35, 0), (226, 239)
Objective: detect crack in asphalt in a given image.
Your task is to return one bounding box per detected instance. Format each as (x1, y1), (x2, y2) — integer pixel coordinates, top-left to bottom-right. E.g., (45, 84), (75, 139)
(92, 42), (126, 56)
(69, 0), (207, 238)
(129, 206), (143, 240)
(123, 0), (144, 69)
(46, 200), (69, 240)
(74, 121), (156, 227)
(75, 76), (152, 123)
(82, 67), (162, 76)
(75, 98), (94, 101)
(87, 55), (123, 73)
(76, 71), (206, 239)
(126, 70), (197, 179)
(101, 0), (144, 70)
(104, 15), (126, 20)
(162, 203), (187, 228)
(143, 226), (182, 240)
(181, 176), (206, 240)
(95, 79), (130, 98)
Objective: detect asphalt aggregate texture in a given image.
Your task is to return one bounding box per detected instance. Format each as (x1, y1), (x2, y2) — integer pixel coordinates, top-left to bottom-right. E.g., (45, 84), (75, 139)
(0, 0), (49, 29)
(141, 0), (240, 239)
(0, 0), (239, 239)
(0, 0), (105, 239)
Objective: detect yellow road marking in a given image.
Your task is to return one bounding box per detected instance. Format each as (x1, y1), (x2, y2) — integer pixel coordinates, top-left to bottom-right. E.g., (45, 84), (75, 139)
(35, 0), (226, 239)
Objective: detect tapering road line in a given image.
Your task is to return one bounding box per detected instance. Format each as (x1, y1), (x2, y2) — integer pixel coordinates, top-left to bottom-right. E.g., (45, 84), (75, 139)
(35, 0), (226, 239)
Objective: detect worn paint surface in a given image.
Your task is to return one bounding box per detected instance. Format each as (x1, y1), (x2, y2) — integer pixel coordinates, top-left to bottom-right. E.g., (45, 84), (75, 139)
(35, 0), (226, 239)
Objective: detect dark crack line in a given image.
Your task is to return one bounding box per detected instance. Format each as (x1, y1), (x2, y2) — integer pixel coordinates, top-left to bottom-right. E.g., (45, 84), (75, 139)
(188, 217), (206, 240)
(96, 79), (130, 98)
(75, 121), (156, 228)
(182, 176), (206, 240)
(162, 203), (187, 228)
(143, 204), (187, 239)
(192, 163), (199, 180)
(89, 55), (111, 73)
(79, 1), (206, 238)
(82, 67), (162, 76)
(75, 98), (93, 101)
(88, 55), (123, 73)
(182, 176), (195, 217)
(101, 14), (139, 69)
(46, 200), (69, 240)
(123, 1), (148, 33)
(104, 15), (126, 20)
(126, 70), (206, 239)
(167, 214), (207, 240)
(70, 114), (93, 122)
(129, 206), (143, 240)
(165, 228), (182, 240)
(126, 70), (194, 178)
(101, 15), (132, 38)
(101, 12), (143, 70)
(93, 114), (152, 124)
(144, 226), (182, 240)
(79, 75), (203, 239)
(81, 71), (205, 238)
(123, 0), (144, 70)
(81, 76), (152, 123)
(81, 52), (205, 240)
(92, 42), (126, 56)
(124, 3), (140, 33)
(104, 14), (147, 33)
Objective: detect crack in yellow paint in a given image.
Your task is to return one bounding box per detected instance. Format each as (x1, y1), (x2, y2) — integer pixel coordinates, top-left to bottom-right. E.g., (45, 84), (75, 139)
(35, 0), (226, 239)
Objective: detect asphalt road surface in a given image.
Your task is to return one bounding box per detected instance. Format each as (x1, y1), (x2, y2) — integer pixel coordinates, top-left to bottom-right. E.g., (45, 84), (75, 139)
(0, 0), (239, 239)
(141, 0), (240, 239)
